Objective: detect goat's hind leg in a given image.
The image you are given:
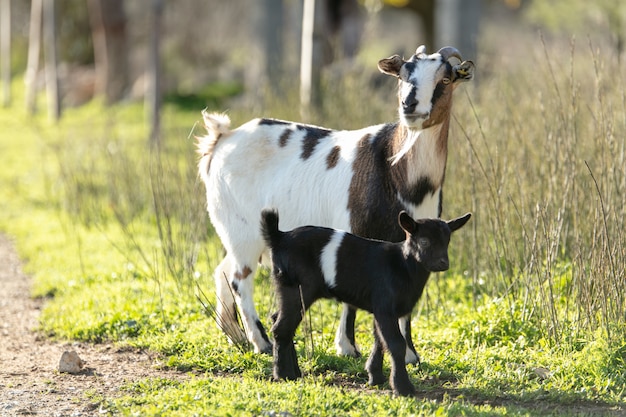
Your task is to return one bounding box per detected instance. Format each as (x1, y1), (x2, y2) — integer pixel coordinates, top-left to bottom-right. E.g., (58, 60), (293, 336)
(335, 304), (361, 357)
(271, 286), (306, 380)
(213, 257), (247, 345)
(399, 314), (420, 365)
(365, 321), (385, 386)
(214, 251), (272, 354)
(230, 260), (272, 354)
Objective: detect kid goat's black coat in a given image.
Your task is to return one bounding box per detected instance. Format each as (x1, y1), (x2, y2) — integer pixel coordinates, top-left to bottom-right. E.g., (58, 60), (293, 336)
(261, 208), (471, 397)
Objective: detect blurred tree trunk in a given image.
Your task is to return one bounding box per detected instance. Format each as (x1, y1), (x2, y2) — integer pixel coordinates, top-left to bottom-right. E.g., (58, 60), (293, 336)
(435, 0), (481, 60)
(25, 0), (42, 114)
(146, 0), (163, 146)
(1, 0), (10, 107)
(300, 0), (325, 117)
(43, 0), (60, 120)
(262, 0), (283, 92)
(88, 0), (128, 104)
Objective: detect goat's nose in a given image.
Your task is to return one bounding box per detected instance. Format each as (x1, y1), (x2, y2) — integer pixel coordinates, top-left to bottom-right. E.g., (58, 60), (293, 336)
(430, 258), (449, 272)
(402, 98), (418, 114)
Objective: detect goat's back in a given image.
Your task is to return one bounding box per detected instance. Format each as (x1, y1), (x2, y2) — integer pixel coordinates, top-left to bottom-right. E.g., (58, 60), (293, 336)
(200, 119), (387, 255)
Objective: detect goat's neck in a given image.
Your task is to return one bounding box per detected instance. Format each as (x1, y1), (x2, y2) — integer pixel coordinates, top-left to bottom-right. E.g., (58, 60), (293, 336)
(391, 119), (449, 190)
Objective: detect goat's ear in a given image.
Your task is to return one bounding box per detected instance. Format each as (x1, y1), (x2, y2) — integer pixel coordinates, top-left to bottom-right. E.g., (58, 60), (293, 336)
(398, 211), (418, 234)
(452, 60), (475, 83)
(447, 213), (472, 232)
(378, 55), (404, 77)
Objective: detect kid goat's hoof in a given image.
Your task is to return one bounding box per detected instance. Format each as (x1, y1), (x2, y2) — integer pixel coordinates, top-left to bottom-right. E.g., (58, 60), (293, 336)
(273, 367), (302, 381)
(393, 386), (416, 397)
(367, 373), (386, 387)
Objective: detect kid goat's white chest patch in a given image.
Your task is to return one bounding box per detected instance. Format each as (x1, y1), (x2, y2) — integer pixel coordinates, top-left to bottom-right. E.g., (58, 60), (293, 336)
(320, 231), (345, 288)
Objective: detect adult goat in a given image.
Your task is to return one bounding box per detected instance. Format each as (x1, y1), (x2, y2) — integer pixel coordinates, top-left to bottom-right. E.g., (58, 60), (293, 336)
(198, 45), (474, 359)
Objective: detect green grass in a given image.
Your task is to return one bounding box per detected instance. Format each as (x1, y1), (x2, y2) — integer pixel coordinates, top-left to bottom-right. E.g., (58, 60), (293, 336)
(1, 29), (625, 415)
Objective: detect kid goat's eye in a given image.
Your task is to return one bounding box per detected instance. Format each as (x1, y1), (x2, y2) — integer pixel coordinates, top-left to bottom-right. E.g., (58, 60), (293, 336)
(442, 77), (451, 85)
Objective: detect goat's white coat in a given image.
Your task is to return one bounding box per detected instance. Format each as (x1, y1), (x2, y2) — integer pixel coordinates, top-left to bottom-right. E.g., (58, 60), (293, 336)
(202, 121), (382, 353)
(201, 118), (439, 356)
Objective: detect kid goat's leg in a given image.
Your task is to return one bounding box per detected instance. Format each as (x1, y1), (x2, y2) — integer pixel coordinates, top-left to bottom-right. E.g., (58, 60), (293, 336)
(374, 314), (416, 397)
(365, 321), (385, 386)
(336, 307), (418, 366)
(271, 286), (308, 380)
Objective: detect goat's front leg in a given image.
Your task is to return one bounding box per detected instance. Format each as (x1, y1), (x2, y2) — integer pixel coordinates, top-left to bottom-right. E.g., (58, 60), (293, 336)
(335, 304), (361, 357)
(374, 314), (416, 397)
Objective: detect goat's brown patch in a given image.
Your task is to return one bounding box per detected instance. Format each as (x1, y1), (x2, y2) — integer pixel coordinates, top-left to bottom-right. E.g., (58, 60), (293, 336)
(259, 118), (290, 126)
(423, 84), (453, 130)
(234, 266), (252, 280)
(279, 130), (292, 147)
(326, 146), (341, 169)
(299, 126), (331, 160)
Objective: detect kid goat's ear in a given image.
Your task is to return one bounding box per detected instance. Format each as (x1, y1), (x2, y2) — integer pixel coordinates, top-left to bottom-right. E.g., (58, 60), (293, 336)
(398, 211), (418, 234)
(447, 213), (472, 232)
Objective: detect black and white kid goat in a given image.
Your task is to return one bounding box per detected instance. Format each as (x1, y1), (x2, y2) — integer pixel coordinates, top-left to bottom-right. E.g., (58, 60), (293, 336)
(198, 45), (474, 360)
(260, 209), (471, 397)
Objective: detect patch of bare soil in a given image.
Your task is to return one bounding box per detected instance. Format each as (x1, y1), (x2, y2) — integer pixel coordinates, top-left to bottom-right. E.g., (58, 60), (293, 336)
(0, 234), (187, 416)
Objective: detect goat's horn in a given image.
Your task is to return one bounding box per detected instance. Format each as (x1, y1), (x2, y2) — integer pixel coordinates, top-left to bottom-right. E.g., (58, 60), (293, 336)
(437, 46), (463, 62)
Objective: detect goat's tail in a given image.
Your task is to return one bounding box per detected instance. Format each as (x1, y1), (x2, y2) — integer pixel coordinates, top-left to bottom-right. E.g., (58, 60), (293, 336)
(260, 209), (282, 249)
(197, 110), (231, 161)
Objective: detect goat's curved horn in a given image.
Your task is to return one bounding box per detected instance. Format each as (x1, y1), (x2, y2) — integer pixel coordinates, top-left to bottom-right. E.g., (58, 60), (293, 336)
(415, 45), (427, 56)
(437, 46), (463, 62)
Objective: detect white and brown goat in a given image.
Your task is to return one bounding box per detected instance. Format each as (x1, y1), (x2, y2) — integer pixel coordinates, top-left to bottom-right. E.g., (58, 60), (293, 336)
(197, 45), (474, 358)
(261, 209), (471, 396)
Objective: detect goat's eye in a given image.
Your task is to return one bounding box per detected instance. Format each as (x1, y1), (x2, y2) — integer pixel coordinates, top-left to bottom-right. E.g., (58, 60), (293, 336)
(418, 238), (430, 248)
(442, 77), (451, 85)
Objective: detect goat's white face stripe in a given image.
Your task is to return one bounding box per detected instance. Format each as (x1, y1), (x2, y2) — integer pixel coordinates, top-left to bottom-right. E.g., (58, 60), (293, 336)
(320, 231), (345, 288)
(398, 57), (444, 126)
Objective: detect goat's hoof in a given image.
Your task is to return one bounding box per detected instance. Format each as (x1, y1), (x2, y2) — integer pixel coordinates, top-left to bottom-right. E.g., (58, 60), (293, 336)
(336, 344), (361, 358)
(349, 350), (362, 359)
(405, 349), (420, 365)
(393, 385), (416, 397)
(273, 367), (301, 381)
(367, 373), (385, 387)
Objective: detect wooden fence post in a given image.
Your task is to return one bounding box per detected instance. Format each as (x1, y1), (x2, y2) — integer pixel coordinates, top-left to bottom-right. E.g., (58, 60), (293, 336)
(43, 0), (60, 121)
(1, 0), (10, 107)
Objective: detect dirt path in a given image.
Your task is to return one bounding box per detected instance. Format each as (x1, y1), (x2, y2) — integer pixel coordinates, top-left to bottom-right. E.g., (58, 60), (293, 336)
(0, 234), (185, 416)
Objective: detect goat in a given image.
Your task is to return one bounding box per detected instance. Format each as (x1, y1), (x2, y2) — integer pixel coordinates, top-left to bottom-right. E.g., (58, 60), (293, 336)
(261, 209), (471, 396)
(198, 45), (474, 359)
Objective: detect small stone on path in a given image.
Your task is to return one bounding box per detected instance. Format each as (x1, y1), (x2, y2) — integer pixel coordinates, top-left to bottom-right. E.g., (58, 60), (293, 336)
(58, 350), (84, 374)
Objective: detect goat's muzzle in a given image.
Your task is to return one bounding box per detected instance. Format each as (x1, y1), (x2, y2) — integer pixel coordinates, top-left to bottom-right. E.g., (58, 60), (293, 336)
(427, 258), (449, 272)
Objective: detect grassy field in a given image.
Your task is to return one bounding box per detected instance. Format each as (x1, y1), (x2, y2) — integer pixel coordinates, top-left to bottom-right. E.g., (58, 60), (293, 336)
(1, 27), (625, 416)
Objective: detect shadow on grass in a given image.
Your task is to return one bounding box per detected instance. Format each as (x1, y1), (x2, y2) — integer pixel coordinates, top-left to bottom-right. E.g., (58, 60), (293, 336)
(307, 356), (625, 416)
